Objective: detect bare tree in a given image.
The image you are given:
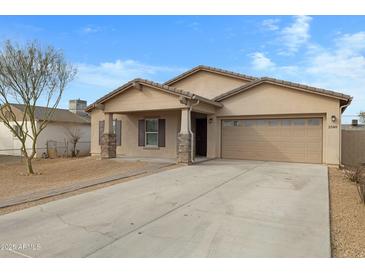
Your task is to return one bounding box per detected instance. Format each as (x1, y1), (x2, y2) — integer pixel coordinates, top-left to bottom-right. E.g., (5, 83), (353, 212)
(0, 40), (76, 174)
(65, 127), (82, 157)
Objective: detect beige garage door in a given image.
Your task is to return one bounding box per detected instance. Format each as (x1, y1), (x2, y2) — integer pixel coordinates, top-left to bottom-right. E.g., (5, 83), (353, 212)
(222, 118), (322, 163)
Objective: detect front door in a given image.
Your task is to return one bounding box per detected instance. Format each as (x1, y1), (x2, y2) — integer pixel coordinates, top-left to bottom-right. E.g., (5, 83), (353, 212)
(195, 118), (207, 157)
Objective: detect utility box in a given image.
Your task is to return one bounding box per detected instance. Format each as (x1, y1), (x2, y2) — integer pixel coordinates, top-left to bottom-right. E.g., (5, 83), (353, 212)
(47, 140), (58, 159)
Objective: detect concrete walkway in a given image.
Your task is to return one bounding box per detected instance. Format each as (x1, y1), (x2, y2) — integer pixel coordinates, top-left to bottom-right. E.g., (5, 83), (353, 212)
(0, 160), (330, 258)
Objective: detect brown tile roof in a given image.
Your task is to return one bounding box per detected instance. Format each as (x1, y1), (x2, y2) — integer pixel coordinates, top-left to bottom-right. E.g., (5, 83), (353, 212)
(85, 78), (223, 112)
(213, 77), (353, 103)
(86, 65), (352, 113)
(11, 104), (90, 124)
(163, 65), (258, 85)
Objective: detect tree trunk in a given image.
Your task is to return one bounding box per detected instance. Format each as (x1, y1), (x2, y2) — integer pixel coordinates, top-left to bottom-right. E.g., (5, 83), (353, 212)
(26, 157), (35, 175)
(22, 147), (35, 175)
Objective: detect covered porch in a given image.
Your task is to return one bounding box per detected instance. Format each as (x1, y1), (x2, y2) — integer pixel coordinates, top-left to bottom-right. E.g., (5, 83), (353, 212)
(88, 79), (222, 164)
(97, 107), (215, 164)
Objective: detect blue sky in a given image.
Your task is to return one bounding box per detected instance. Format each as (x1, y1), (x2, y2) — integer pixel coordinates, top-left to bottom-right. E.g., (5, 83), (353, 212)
(0, 15), (364, 123)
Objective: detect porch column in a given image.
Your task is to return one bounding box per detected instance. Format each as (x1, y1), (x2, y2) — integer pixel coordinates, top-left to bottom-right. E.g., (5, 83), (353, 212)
(177, 108), (192, 164)
(101, 112), (116, 159)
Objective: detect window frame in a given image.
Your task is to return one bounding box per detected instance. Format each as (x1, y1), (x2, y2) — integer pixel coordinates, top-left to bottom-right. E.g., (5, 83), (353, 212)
(293, 119), (306, 126)
(307, 118), (321, 126)
(145, 118), (159, 147)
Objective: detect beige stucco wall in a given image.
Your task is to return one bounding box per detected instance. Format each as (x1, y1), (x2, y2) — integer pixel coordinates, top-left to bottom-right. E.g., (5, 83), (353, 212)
(90, 108), (103, 155)
(0, 106), (90, 157)
(91, 85), (185, 159)
(207, 114), (219, 159)
(90, 78), (343, 165)
(104, 85), (184, 113)
(0, 119), (90, 157)
(208, 83), (341, 165)
(169, 70), (250, 99)
(0, 121), (34, 156)
(0, 101), (34, 156)
(191, 101), (218, 114)
(91, 109), (180, 159)
(36, 121), (91, 157)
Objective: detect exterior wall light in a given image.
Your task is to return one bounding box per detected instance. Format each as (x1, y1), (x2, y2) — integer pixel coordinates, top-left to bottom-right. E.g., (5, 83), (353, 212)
(331, 115), (337, 122)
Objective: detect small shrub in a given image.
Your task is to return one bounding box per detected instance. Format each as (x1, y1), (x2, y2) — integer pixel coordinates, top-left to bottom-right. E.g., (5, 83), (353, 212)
(344, 166), (365, 204)
(356, 177), (365, 204)
(344, 166), (364, 183)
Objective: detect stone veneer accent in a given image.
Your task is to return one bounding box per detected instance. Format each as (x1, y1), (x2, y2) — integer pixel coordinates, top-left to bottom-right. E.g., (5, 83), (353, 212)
(101, 133), (116, 158)
(177, 133), (192, 164)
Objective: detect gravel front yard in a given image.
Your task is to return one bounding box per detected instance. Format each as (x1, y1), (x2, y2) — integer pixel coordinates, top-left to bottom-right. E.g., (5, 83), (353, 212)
(329, 167), (365, 257)
(0, 157), (149, 200)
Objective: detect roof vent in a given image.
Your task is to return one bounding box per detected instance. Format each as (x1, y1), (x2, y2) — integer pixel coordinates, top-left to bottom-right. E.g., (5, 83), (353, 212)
(352, 119), (358, 126)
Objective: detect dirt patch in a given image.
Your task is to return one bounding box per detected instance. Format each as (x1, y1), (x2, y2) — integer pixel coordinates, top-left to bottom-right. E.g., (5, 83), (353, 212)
(0, 155), (22, 164)
(0, 162), (179, 216)
(0, 157), (148, 200)
(329, 167), (365, 257)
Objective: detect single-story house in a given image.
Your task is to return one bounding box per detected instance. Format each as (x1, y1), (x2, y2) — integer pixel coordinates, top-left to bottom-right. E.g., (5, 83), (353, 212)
(86, 65), (352, 165)
(0, 99), (91, 157)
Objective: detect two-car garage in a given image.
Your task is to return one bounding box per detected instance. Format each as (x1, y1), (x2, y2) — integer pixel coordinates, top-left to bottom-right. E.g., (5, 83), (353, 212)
(211, 75), (353, 166)
(221, 117), (323, 164)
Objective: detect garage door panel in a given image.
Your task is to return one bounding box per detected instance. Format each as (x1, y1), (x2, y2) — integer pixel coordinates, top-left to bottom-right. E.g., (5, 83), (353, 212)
(307, 129), (322, 138)
(222, 118), (322, 164)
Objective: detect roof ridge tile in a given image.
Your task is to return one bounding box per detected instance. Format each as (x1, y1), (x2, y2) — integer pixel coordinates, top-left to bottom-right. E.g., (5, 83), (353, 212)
(163, 65), (258, 85)
(214, 76), (352, 102)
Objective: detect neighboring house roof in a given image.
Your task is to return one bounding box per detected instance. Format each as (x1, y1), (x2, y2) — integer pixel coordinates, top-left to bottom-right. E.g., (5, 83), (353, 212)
(85, 78), (223, 112)
(11, 104), (90, 124)
(163, 65), (258, 86)
(214, 77), (353, 105)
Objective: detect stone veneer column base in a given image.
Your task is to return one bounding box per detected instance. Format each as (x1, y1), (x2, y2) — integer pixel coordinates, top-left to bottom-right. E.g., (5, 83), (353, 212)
(177, 133), (192, 164)
(101, 133), (116, 159)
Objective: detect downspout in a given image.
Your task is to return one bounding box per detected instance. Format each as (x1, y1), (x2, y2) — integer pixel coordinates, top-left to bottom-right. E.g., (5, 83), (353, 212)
(339, 99), (352, 168)
(189, 95), (200, 163)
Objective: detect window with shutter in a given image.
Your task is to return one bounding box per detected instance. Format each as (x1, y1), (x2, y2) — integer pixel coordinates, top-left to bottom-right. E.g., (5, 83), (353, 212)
(138, 119), (145, 146)
(115, 120), (122, 146)
(158, 119), (166, 147)
(145, 119), (158, 147)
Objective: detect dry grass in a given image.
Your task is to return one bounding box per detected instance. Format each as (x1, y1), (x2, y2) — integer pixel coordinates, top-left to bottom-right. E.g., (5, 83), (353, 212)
(329, 167), (365, 257)
(0, 156), (147, 200)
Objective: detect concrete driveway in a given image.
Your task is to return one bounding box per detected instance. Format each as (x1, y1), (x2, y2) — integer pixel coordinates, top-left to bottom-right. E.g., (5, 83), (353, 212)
(0, 160), (330, 258)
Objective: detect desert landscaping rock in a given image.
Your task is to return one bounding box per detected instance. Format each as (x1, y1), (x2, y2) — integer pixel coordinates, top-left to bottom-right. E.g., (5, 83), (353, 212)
(329, 167), (365, 257)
